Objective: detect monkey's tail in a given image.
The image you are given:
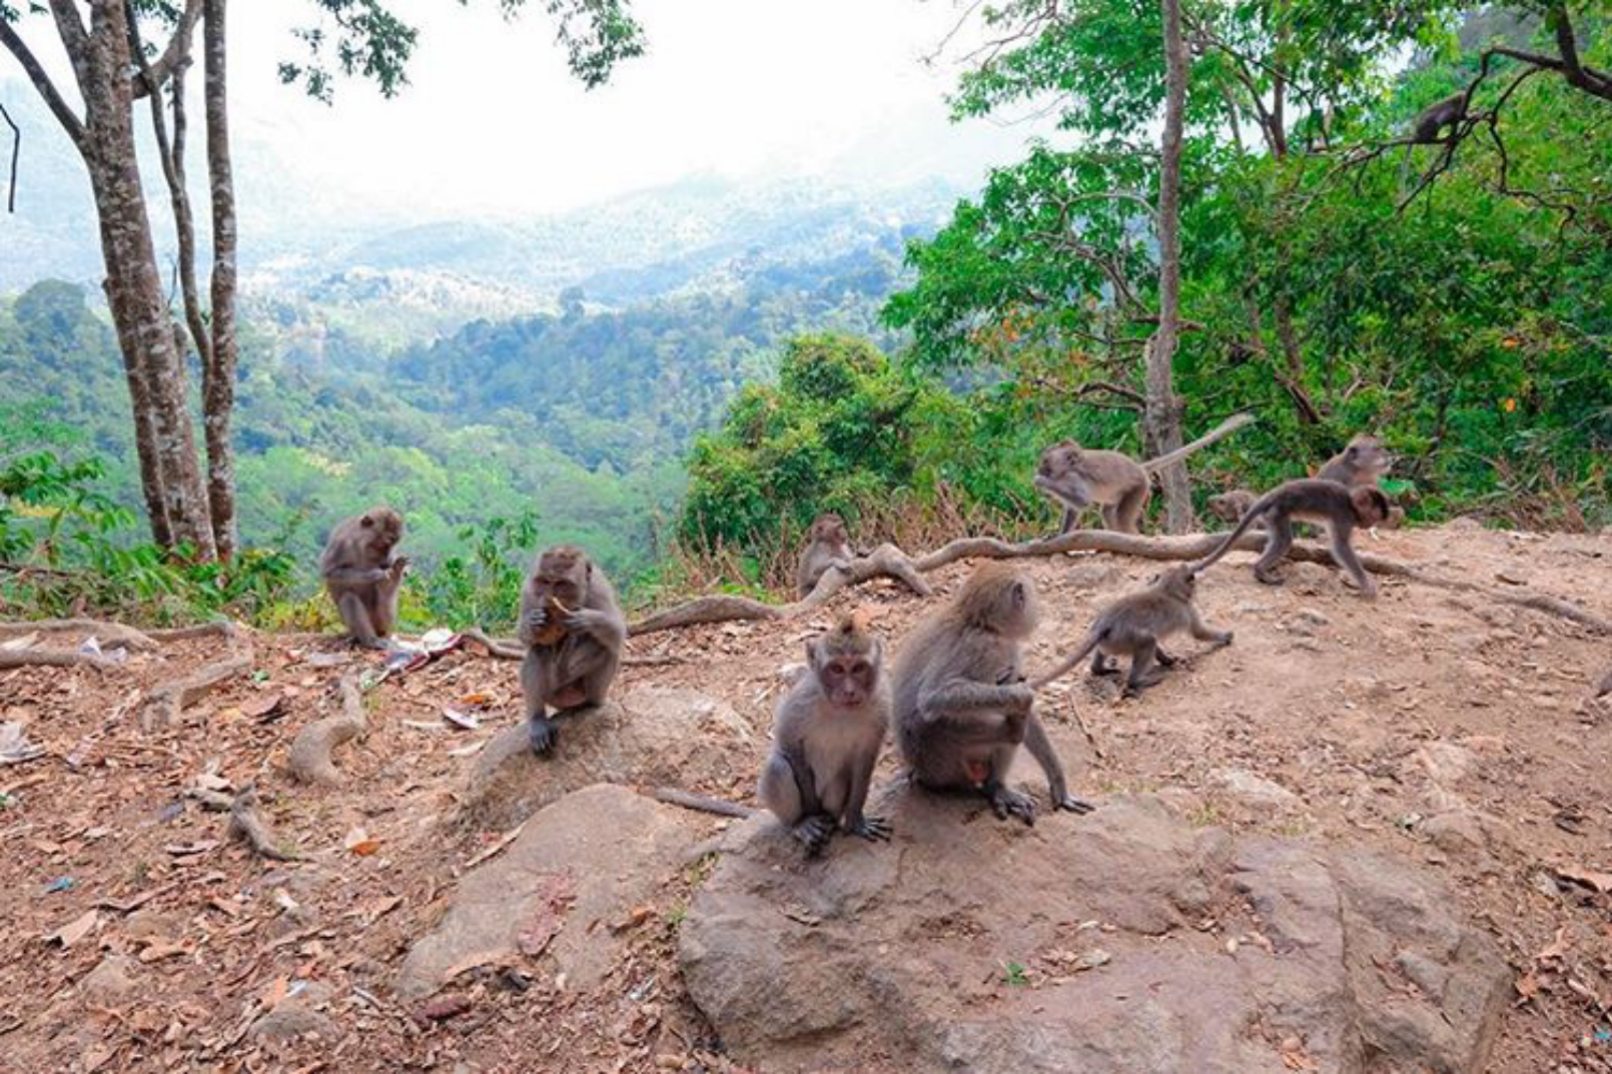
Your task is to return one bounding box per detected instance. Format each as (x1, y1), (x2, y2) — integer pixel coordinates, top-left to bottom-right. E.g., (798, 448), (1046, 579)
(1191, 489), (1276, 573)
(650, 786), (756, 819)
(1140, 412), (1256, 475)
(1031, 628), (1107, 690)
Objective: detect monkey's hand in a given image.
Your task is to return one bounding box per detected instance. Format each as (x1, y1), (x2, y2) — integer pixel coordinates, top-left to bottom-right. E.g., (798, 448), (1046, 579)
(388, 556), (409, 579)
(527, 715), (559, 755)
(846, 815), (892, 842)
(1003, 683), (1035, 714)
(791, 814), (835, 857)
(1053, 793), (1096, 815)
(521, 606), (549, 636)
(563, 608), (618, 639)
(988, 784), (1036, 826)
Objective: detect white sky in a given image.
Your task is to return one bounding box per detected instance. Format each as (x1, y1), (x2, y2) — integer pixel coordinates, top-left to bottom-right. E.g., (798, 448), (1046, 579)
(209, 0), (1043, 221)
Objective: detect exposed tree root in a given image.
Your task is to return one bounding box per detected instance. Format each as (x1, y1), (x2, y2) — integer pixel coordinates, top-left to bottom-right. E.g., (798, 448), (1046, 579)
(0, 618), (159, 651)
(146, 621), (243, 643)
(288, 673), (367, 787)
(0, 648), (120, 672)
(628, 529), (1611, 636)
(140, 651), (255, 732)
(459, 628), (524, 660)
(649, 786), (756, 819)
(227, 788), (301, 861)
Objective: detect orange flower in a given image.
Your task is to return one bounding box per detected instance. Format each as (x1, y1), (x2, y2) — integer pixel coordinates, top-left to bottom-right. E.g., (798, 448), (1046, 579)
(1502, 398), (1517, 413)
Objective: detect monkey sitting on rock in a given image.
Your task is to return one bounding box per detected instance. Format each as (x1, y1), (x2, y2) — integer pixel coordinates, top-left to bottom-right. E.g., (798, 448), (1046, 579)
(321, 507), (408, 650)
(1033, 566), (1233, 698)
(893, 564), (1095, 825)
(758, 615), (893, 855)
(517, 544), (627, 754)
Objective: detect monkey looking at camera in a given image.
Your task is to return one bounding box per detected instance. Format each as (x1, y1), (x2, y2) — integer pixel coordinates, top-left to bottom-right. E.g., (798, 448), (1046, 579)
(321, 507), (408, 650)
(796, 513), (853, 598)
(1194, 479), (1392, 597)
(893, 564), (1095, 825)
(1032, 566), (1233, 698)
(758, 615), (893, 855)
(517, 545), (627, 754)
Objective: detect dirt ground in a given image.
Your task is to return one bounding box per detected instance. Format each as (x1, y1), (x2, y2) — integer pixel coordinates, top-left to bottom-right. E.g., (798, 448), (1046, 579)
(1, 521), (1609, 1074)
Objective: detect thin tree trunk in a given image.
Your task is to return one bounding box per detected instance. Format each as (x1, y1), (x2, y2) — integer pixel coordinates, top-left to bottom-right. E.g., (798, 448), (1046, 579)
(1147, 0), (1192, 533)
(202, 0), (238, 559)
(82, 2), (215, 557)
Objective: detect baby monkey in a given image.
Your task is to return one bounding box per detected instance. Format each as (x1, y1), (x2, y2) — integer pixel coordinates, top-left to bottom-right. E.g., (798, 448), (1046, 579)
(759, 615), (893, 855)
(1032, 566), (1232, 698)
(1194, 479), (1391, 597)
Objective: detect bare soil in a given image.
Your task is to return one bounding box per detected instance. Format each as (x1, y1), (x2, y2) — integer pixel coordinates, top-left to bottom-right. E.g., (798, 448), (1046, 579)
(1, 521), (1609, 1074)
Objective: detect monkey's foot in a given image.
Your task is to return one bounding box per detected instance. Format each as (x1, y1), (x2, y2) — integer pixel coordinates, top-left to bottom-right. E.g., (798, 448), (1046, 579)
(527, 717), (559, 755)
(1154, 648), (1178, 668)
(1090, 655), (1121, 677)
(846, 815), (892, 842)
(792, 815), (835, 856)
(987, 785), (1036, 826)
(1053, 793), (1096, 815)
(1121, 673), (1166, 700)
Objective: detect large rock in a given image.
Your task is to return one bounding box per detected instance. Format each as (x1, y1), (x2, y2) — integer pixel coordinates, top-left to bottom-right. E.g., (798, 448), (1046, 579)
(679, 792), (1508, 1074)
(398, 784), (703, 999)
(460, 687), (757, 830)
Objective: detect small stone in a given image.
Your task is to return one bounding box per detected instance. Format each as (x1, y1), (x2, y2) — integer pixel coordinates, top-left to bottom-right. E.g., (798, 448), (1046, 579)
(79, 955), (139, 1003)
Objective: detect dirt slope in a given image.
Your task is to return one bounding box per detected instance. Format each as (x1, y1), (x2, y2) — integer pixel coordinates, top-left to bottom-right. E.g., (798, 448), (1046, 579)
(0, 522), (1608, 1073)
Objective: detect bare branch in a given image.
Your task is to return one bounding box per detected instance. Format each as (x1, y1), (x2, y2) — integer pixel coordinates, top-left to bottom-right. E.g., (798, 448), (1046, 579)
(131, 0), (205, 100)
(0, 19), (86, 148)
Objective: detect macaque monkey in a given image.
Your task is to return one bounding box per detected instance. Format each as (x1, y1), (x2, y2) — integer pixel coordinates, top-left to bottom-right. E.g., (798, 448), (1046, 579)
(1409, 93), (1466, 144)
(893, 564), (1095, 825)
(1036, 413), (1254, 535)
(758, 615), (893, 855)
(1032, 566), (1232, 698)
(1316, 435), (1394, 488)
(794, 512), (932, 599)
(796, 513), (853, 598)
(320, 507), (407, 650)
(1207, 489), (1260, 530)
(1194, 479), (1392, 597)
(517, 545), (627, 754)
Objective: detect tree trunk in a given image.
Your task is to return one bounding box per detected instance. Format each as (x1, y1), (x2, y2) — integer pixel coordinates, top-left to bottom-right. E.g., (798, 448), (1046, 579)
(81, 2), (215, 557)
(202, 0), (239, 559)
(1147, 0), (1192, 533)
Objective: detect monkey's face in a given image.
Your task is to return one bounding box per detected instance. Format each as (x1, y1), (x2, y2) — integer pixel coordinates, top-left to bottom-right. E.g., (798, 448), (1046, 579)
(1034, 444), (1090, 506)
(361, 508), (403, 556)
(1158, 566), (1197, 602)
(812, 515), (849, 548)
(1035, 442), (1080, 480)
(811, 640), (881, 707)
(532, 551), (589, 608)
(1207, 495), (1240, 523)
(1344, 438), (1394, 479)
(995, 576), (1040, 638)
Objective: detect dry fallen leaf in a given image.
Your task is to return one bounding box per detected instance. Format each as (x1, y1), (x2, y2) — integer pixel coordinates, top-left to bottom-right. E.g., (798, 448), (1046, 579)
(45, 908), (100, 948)
(343, 826), (381, 855)
(415, 993), (472, 1023)
(1553, 864), (1612, 894)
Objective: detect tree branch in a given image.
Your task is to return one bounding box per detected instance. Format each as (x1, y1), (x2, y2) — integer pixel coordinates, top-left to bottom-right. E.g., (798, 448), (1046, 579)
(130, 0), (205, 100)
(0, 19), (86, 148)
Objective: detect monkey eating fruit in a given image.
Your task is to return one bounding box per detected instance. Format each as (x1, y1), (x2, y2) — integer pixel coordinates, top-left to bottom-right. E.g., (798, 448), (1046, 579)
(320, 507), (407, 650)
(517, 545), (627, 754)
